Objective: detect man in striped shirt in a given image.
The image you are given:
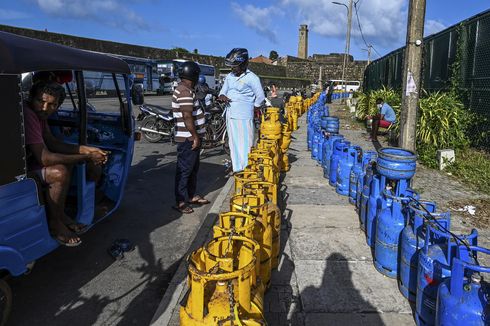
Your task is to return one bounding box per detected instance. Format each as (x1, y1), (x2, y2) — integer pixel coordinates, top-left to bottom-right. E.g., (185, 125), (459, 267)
(172, 61), (209, 214)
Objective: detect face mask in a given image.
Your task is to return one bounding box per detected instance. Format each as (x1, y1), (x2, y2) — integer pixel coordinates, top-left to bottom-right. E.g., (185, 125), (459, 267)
(377, 104), (382, 109)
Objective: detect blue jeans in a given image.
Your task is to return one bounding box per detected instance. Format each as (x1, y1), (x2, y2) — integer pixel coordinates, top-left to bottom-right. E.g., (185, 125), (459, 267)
(174, 140), (200, 203)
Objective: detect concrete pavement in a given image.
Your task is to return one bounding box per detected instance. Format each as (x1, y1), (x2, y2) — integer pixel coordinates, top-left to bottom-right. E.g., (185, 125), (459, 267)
(263, 112), (414, 325)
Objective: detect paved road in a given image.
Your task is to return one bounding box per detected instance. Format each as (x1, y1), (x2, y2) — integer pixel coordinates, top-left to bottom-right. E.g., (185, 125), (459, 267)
(8, 95), (229, 326)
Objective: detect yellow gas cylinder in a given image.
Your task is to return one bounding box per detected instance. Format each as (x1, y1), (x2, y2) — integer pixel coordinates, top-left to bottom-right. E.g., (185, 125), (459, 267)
(257, 139), (281, 168)
(279, 124), (292, 151)
(251, 146), (279, 172)
(230, 195), (274, 287)
(242, 181), (282, 269)
(213, 211), (271, 291)
(234, 171), (262, 195)
(247, 152), (279, 184)
(259, 107), (282, 141)
(180, 236), (265, 325)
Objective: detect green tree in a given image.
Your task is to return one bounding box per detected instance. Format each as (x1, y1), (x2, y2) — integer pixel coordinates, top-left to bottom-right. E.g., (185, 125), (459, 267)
(193, 48), (199, 54)
(172, 47), (190, 53)
(269, 50), (279, 61)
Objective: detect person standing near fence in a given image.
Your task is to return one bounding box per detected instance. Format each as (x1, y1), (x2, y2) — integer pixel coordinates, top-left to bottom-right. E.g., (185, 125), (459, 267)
(172, 61), (209, 214)
(218, 48), (265, 174)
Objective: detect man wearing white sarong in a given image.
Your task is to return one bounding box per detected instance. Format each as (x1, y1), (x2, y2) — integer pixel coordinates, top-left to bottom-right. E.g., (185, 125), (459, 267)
(218, 48), (265, 173)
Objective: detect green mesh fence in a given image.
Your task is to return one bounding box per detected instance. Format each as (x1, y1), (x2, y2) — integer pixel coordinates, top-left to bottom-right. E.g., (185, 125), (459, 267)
(364, 9), (490, 147)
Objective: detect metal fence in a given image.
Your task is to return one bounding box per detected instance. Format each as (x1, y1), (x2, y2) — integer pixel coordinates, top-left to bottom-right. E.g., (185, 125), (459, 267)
(363, 9), (490, 147)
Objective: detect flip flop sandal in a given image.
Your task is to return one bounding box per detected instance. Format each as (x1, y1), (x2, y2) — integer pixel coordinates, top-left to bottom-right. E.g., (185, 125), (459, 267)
(188, 197), (211, 205)
(108, 244), (124, 260)
(54, 234), (82, 247)
(114, 239), (135, 252)
(172, 205), (194, 214)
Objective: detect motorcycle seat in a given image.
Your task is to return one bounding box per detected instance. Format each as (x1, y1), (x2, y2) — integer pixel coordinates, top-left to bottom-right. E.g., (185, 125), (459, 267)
(145, 104), (172, 115)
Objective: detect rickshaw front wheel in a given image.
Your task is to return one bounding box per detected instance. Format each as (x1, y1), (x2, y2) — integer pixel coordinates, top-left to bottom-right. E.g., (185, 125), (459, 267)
(0, 278), (12, 326)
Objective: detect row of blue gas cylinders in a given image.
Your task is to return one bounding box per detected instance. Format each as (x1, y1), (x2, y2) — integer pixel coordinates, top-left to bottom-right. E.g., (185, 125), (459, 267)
(305, 96), (489, 326)
(330, 92), (350, 100)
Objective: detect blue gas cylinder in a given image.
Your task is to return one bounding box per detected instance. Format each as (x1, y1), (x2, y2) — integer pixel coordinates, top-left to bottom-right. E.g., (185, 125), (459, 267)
(377, 147), (417, 180)
(436, 245), (490, 326)
(365, 174), (381, 247)
(320, 116), (336, 130)
(416, 225), (478, 326)
(307, 122), (314, 151)
(359, 161), (376, 231)
(374, 185), (417, 278)
(329, 140), (350, 187)
(311, 128), (322, 160)
(355, 151), (377, 209)
(316, 132), (326, 163)
(336, 145), (360, 196)
(398, 201), (448, 302)
(322, 134), (344, 179)
(324, 116), (339, 134)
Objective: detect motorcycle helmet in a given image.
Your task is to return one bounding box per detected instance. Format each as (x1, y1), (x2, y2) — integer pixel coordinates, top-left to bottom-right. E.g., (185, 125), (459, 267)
(225, 48), (249, 67)
(178, 61), (201, 84)
(198, 75), (206, 85)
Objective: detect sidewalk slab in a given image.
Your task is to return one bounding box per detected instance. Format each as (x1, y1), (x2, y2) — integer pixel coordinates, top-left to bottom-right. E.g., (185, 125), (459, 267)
(289, 228), (373, 261)
(304, 312), (414, 325)
(295, 260), (412, 314)
(286, 204), (361, 229)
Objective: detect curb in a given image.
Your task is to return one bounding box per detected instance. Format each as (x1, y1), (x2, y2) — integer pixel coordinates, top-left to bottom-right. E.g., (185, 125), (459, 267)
(150, 177), (235, 326)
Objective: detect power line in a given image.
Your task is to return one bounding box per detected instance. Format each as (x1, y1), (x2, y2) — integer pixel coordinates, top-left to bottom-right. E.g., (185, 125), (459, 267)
(353, 0), (382, 59)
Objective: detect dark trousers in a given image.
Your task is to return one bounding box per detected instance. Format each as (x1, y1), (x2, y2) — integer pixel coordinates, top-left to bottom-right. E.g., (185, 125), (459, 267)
(175, 139), (200, 203)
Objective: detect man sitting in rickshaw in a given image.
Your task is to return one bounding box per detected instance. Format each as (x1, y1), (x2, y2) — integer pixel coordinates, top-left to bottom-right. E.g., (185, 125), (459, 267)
(24, 81), (109, 246)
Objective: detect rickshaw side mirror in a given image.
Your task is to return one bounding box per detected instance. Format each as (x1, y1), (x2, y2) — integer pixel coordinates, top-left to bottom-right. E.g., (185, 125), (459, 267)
(131, 84), (144, 105)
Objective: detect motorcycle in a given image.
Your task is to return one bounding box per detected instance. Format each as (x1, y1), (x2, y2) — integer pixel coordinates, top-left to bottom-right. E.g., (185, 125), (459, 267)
(201, 100), (230, 155)
(137, 104), (174, 143)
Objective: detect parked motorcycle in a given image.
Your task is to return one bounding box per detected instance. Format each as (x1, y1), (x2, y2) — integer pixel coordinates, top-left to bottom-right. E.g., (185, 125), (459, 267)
(137, 104), (174, 143)
(201, 100), (230, 155)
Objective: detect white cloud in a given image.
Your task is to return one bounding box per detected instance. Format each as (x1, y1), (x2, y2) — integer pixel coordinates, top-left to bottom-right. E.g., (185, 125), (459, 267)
(231, 3), (283, 43)
(0, 8), (31, 20)
(281, 0), (408, 49)
(425, 19), (446, 36)
(33, 0), (150, 32)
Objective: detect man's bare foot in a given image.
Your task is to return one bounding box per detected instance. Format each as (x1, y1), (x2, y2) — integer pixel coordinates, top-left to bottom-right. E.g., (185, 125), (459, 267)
(62, 216), (89, 235)
(49, 221), (82, 247)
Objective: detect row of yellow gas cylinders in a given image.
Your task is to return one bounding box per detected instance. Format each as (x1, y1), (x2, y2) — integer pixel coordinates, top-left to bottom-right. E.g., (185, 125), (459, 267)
(180, 98), (312, 325)
(283, 95), (316, 132)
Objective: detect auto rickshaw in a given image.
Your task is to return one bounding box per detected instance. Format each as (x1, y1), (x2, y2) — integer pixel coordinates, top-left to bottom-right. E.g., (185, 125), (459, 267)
(0, 31), (142, 325)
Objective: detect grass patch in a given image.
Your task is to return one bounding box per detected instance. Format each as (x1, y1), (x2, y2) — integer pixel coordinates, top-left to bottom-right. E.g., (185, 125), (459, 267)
(446, 148), (490, 195)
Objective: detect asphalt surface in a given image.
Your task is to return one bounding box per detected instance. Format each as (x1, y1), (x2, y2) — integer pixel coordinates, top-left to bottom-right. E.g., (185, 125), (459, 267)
(7, 95), (229, 326)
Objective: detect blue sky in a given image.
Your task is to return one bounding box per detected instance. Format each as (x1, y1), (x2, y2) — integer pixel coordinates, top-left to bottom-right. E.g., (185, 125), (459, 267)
(1, 1), (489, 61)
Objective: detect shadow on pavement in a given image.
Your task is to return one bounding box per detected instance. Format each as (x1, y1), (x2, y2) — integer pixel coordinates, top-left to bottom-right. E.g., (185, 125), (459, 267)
(300, 253), (385, 326)
(8, 150), (227, 326)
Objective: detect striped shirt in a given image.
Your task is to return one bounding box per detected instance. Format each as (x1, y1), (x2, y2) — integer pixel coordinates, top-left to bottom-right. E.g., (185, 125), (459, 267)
(172, 83), (206, 142)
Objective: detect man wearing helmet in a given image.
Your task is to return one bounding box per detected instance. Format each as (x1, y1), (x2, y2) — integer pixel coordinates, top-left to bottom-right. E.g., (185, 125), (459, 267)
(195, 74), (217, 110)
(172, 61), (209, 214)
(218, 48), (265, 174)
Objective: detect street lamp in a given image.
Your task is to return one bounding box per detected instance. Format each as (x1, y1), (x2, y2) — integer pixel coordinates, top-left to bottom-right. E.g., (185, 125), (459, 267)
(332, 0), (353, 103)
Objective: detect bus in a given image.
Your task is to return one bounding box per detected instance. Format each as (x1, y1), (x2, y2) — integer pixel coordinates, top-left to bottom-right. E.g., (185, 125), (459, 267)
(156, 59), (217, 93)
(329, 80), (361, 93)
(112, 54), (159, 93)
(82, 53), (160, 95)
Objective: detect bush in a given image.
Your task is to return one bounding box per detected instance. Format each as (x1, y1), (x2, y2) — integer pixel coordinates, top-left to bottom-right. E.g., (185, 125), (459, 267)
(355, 86), (401, 120)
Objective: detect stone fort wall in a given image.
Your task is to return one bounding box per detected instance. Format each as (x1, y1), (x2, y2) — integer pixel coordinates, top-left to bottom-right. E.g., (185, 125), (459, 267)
(0, 24), (366, 86)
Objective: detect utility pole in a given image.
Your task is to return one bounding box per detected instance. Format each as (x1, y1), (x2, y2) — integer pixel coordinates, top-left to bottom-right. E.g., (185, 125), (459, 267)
(367, 44), (372, 65)
(399, 0), (426, 151)
(334, 0), (353, 103)
(362, 45), (372, 65)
